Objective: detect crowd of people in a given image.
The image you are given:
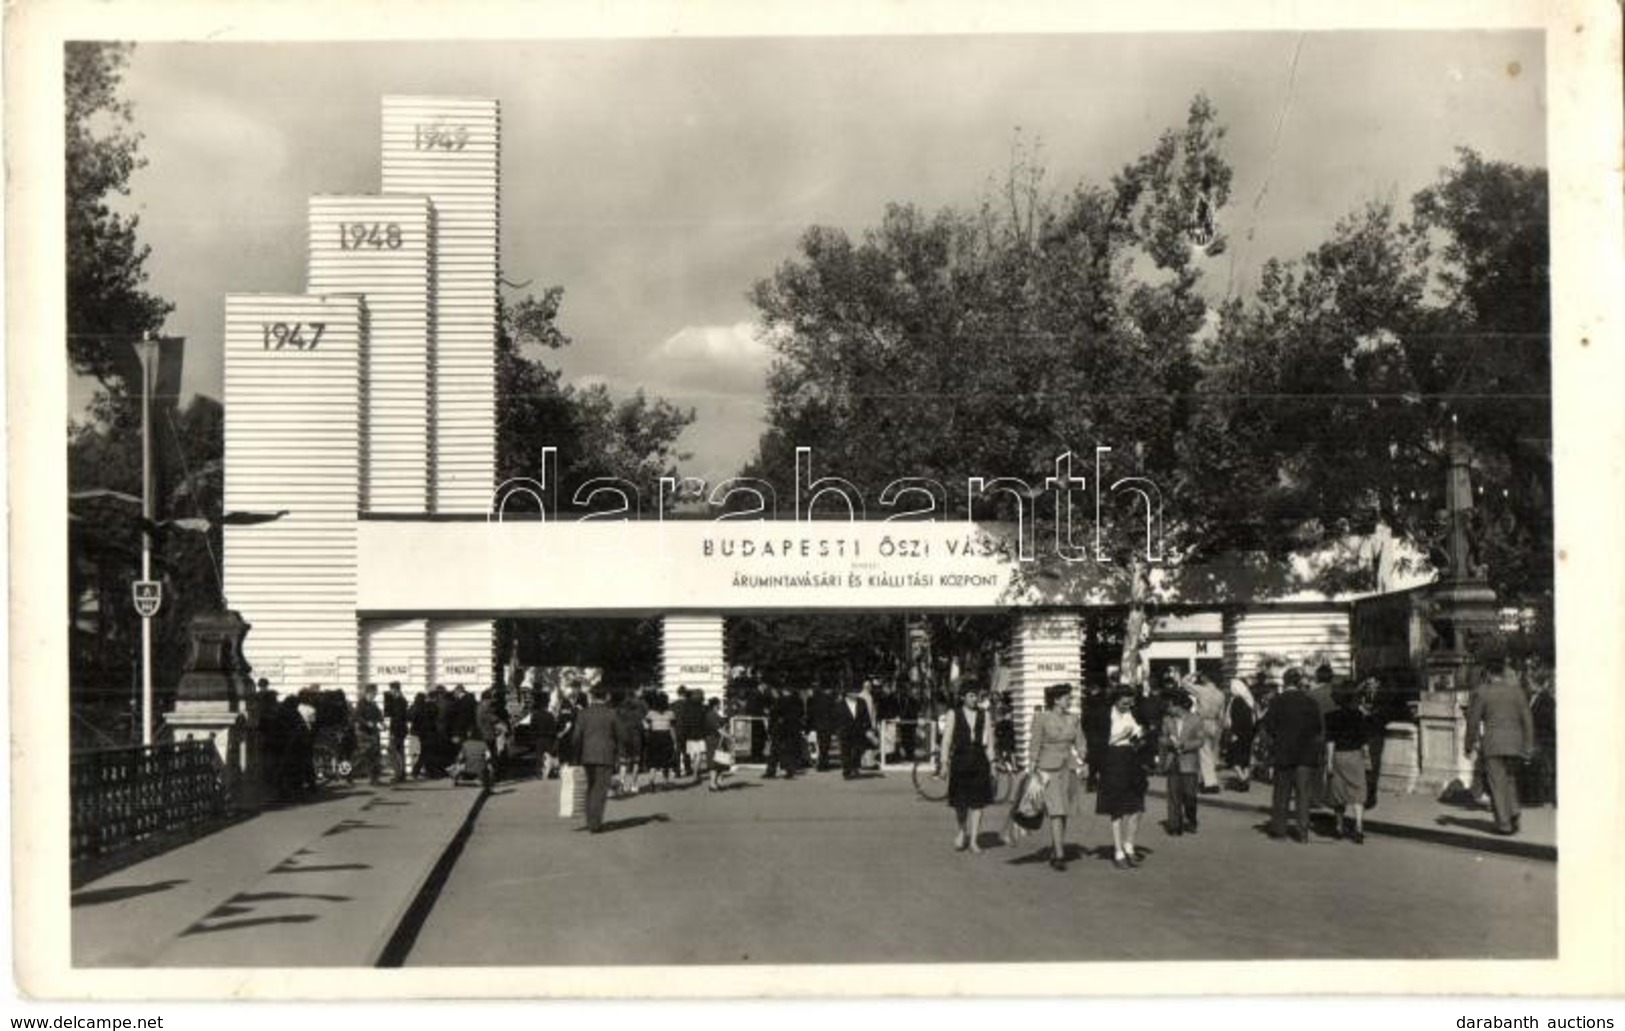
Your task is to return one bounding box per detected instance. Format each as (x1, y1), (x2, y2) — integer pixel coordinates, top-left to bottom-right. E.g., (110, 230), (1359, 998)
(244, 654), (1556, 849)
(935, 654), (1558, 873)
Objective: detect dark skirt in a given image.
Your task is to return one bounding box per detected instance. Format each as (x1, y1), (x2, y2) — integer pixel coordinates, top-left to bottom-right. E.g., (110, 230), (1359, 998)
(1096, 745), (1147, 817)
(644, 732), (676, 772)
(947, 752), (994, 810)
(1223, 729), (1255, 769)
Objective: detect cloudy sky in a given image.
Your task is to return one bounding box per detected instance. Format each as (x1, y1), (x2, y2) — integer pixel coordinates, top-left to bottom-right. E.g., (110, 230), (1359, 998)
(102, 31), (1545, 482)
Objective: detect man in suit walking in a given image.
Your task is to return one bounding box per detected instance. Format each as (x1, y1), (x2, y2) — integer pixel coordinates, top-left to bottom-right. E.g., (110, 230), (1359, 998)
(383, 681), (409, 783)
(570, 684), (625, 833)
(1466, 650), (1535, 835)
(1263, 668), (1324, 843)
(835, 688), (875, 780)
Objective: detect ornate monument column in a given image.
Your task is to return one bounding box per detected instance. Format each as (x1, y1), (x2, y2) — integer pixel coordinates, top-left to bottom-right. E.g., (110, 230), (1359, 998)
(1414, 417), (1501, 796)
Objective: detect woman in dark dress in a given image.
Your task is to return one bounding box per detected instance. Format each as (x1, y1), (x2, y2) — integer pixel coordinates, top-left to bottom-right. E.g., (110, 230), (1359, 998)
(1223, 679), (1258, 792)
(940, 684), (996, 853)
(1097, 687), (1149, 869)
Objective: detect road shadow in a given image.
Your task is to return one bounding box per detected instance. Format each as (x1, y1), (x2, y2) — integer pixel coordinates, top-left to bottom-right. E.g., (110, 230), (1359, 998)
(322, 819), (395, 836)
(272, 861), (373, 873)
(229, 890), (352, 904)
(71, 879), (186, 908)
(180, 914), (320, 936)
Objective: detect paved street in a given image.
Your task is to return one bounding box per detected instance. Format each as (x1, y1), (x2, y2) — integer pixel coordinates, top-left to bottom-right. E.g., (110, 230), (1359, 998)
(404, 770), (1555, 965)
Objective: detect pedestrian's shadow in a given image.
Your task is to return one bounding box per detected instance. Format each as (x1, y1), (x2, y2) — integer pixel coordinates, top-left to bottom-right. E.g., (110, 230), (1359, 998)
(1436, 815), (1504, 835)
(1006, 843), (1089, 865)
(593, 814), (673, 833)
(712, 781), (761, 792)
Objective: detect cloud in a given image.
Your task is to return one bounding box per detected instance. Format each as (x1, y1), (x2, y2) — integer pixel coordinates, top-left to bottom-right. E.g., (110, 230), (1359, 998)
(644, 322), (775, 397)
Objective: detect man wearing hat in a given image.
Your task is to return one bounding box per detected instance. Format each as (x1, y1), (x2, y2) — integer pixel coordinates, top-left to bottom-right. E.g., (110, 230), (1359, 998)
(1262, 668), (1325, 843)
(1159, 688), (1205, 835)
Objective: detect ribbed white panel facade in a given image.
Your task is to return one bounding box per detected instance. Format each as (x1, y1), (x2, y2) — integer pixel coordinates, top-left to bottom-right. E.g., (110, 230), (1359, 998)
(429, 619), (495, 690)
(360, 618), (430, 693)
(308, 195), (434, 513)
(380, 96), (500, 514)
(223, 293), (364, 690)
(660, 615), (727, 699)
(1006, 613), (1083, 761)
(1223, 608), (1352, 682)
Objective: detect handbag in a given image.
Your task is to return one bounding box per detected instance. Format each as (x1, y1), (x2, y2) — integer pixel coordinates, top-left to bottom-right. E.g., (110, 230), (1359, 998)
(1011, 773), (1046, 830)
(712, 735), (735, 768)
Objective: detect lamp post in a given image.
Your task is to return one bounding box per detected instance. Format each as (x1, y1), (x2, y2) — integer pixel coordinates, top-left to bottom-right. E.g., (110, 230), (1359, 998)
(136, 332), (158, 746)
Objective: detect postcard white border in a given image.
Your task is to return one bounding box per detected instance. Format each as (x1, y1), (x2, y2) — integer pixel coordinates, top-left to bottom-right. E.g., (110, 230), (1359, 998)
(7, 0), (1623, 1001)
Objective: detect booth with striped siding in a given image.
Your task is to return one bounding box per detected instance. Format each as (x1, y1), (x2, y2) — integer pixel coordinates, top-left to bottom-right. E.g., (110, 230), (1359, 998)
(660, 615), (728, 699)
(360, 618), (430, 690)
(1222, 603), (1353, 683)
(222, 293), (365, 691)
(1005, 613), (1083, 758)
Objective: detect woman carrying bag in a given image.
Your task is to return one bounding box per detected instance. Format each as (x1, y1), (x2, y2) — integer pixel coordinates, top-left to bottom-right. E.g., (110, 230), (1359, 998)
(1026, 683), (1087, 871)
(940, 683), (997, 853)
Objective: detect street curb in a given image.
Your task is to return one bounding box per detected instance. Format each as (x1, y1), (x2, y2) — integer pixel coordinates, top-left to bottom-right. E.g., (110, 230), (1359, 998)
(374, 785), (491, 967)
(1146, 788), (1557, 862)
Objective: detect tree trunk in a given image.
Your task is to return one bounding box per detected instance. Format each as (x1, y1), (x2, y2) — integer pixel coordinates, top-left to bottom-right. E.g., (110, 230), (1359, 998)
(1117, 556), (1150, 689)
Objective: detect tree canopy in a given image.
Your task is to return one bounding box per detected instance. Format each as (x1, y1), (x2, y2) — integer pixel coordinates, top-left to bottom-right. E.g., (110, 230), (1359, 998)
(496, 287), (696, 511)
(66, 42), (172, 386)
(743, 102), (1551, 679)
(1208, 149), (1551, 604)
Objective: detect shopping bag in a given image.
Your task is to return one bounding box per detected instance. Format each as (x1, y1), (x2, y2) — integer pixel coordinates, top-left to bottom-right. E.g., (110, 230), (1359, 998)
(1011, 773), (1046, 830)
(558, 764), (578, 818)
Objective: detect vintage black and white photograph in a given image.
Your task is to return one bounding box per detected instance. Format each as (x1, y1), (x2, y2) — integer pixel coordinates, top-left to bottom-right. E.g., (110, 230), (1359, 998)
(12, 0), (1624, 1002)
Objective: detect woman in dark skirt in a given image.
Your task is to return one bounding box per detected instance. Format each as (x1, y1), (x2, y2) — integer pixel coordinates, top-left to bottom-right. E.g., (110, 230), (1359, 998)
(1097, 687), (1149, 869)
(940, 684), (996, 853)
(1323, 684), (1371, 842)
(642, 693), (678, 788)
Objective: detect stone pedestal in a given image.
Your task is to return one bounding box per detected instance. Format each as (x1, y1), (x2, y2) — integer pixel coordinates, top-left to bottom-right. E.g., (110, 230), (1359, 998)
(170, 609), (260, 811)
(168, 703), (253, 812)
(1416, 688), (1475, 799)
(1377, 722), (1419, 795)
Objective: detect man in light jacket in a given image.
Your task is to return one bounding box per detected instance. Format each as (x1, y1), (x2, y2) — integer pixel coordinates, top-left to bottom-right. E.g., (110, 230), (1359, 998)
(1466, 650), (1535, 835)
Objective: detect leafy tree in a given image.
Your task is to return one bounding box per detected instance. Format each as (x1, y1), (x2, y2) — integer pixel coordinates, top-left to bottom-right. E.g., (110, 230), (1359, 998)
(496, 287), (695, 511)
(727, 614), (907, 691)
(66, 42), (171, 385)
(69, 396), (224, 745)
(66, 41), (190, 745)
(1207, 150), (1551, 611)
(747, 96), (1249, 685)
